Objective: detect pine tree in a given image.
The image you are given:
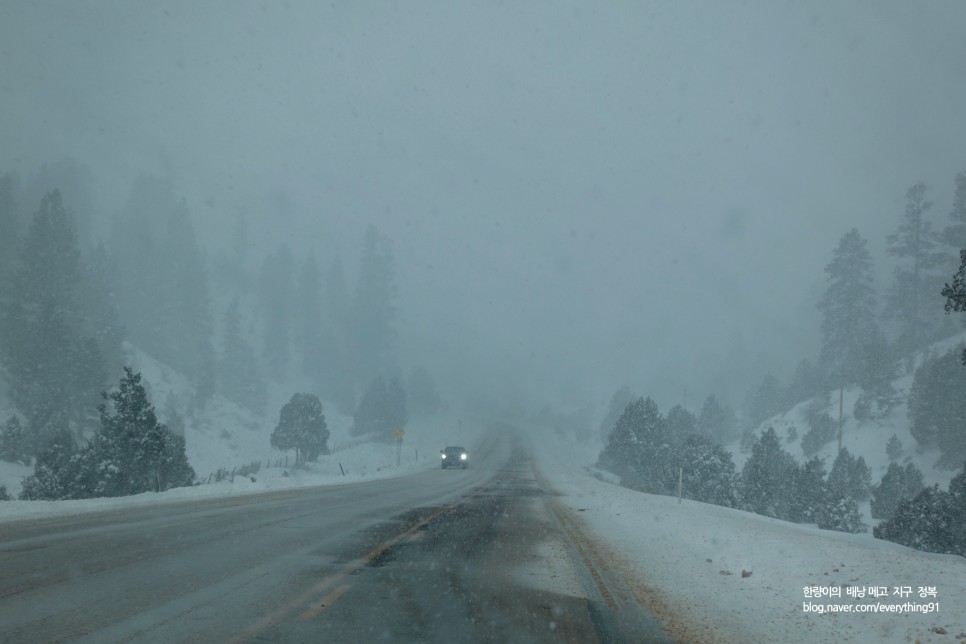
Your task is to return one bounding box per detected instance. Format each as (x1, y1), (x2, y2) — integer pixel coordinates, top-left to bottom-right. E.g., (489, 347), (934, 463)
(161, 201), (216, 407)
(816, 495), (867, 533)
(219, 298), (267, 415)
(353, 377), (390, 438)
(853, 329), (901, 420)
(19, 430), (83, 500)
(801, 407), (837, 458)
(407, 366), (441, 418)
(324, 256), (354, 411)
(871, 461), (924, 521)
(665, 404), (697, 452)
(818, 229), (877, 386)
(874, 485), (961, 555)
(386, 378), (408, 435)
(0, 172), (21, 312)
(271, 393), (329, 464)
(746, 374), (785, 429)
(740, 427), (798, 519)
(93, 367), (194, 495)
(886, 434), (903, 461)
(598, 397), (671, 492)
(0, 416), (30, 465)
(940, 172), (966, 278)
(81, 244), (125, 382)
(942, 251), (966, 364)
(908, 346), (966, 466)
(1, 190), (102, 443)
(630, 397), (673, 493)
(827, 447), (871, 501)
(258, 244), (295, 381)
(25, 158), (96, 249)
(597, 397), (643, 480)
(598, 386), (635, 441)
(110, 176), (214, 402)
(350, 225), (397, 388)
(785, 358), (822, 407)
(296, 252), (326, 382)
(886, 182), (947, 354)
(696, 394), (737, 442)
(789, 456), (828, 524)
(676, 434), (738, 507)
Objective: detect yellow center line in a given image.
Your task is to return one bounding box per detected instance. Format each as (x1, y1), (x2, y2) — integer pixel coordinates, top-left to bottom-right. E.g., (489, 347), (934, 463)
(299, 584), (352, 620)
(228, 504), (455, 641)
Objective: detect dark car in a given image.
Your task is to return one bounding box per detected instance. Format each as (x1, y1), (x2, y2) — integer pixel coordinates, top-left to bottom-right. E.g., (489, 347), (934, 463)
(440, 445), (468, 469)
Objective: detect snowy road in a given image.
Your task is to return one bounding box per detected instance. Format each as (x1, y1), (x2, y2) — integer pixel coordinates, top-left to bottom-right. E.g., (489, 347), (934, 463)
(0, 429), (667, 643)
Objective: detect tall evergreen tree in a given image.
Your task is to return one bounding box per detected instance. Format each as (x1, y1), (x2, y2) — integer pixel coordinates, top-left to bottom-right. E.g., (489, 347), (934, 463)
(407, 366), (441, 418)
(258, 244), (295, 381)
(162, 201), (216, 406)
(0, 172), (21, 312)
(785, 358), (822, 407)
(324, 256), (354, 411)
(885, 182), (946, 353)
(598, 397), (670, 493)
(853, 328), (901, 421)
(789, 456), (828, 524)
(219, 298), (267, 415)
(907, 346), (966, 467)
(746, 373), (785, 429)
(25, 158), (97, 249)
(350, 225), (397, 389)
(386, 377), (408, 434)
(818, 228), (878, 386)
(817, 228), (877, 449)
(353, 376), (390, 438)
(296, 252), (326, 382)
(665, 404), (697, 451)
(598, 385), (636, 441)
(81, 243), (125, 385)
(871, 461), (924, 521)
(1, 190), (103, 443)
(110, 176), (215, 402)
(826, 447), (871, 501)
(696, 394), (736, 442)
(940, 172), (966, 274)
(740, 427), (798, 518)
(0, 416), (29, 465)
(942, 251), (966, 363)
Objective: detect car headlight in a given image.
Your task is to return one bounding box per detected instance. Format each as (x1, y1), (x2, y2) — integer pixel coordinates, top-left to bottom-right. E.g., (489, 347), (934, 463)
(460, 453), (467, 460)
(441, 454), (446, 458)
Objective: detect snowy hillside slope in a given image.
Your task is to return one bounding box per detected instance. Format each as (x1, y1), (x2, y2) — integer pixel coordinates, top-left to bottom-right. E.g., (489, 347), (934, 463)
(735, 330), (966, 492)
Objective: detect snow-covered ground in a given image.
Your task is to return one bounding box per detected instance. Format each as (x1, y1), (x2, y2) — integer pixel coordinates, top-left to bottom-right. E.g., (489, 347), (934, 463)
(531, 426), (966, 644)
(1, 412), (964, 642)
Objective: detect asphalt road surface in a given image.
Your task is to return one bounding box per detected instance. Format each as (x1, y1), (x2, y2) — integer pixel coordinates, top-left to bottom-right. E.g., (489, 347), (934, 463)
(0, 429), (668, 643)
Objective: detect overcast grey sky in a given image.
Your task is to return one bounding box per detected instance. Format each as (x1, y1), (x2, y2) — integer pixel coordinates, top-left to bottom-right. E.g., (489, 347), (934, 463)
(3, 1), (966, 411)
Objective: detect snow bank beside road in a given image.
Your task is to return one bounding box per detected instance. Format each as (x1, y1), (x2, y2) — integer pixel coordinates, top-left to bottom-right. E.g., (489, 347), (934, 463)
(533, 431), (966, 644)
(0, 412), (484, 523)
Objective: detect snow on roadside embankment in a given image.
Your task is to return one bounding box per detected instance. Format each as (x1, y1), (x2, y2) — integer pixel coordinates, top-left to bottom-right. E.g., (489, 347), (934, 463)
(0, 411), (483, 523)
(533, 431), (966, 644)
